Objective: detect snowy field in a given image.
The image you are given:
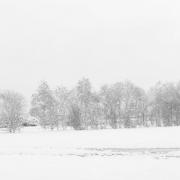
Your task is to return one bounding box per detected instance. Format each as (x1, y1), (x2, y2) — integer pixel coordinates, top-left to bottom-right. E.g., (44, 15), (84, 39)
(1, 127), (180, 180)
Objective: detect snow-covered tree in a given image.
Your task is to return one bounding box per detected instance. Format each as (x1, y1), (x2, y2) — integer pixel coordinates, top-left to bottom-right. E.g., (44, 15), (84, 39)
(54, 87), (69, 129)
(76, 78), (92, 129)
(30, 81), (58, 129)
(148, 82), (180, 127)
(0, 91), (26, 133)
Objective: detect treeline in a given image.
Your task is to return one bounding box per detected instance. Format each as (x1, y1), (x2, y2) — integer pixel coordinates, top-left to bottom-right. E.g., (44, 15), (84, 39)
(0, 79), (180, 133)
(30, 78), (180, 130)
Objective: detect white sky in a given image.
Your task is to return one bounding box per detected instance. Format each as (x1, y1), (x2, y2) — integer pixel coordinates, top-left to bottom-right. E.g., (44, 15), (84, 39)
(0, 0), (180, 99)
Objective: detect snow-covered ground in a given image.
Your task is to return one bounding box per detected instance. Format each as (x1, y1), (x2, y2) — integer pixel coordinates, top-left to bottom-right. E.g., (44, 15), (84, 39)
(1, 126), (180, 180)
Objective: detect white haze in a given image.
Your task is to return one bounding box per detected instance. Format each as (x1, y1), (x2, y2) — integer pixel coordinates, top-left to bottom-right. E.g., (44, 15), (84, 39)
(0, 0), (180, 99)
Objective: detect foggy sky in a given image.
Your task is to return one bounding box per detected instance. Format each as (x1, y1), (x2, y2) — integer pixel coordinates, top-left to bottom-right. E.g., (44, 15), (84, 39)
(0, 0), (180, 98)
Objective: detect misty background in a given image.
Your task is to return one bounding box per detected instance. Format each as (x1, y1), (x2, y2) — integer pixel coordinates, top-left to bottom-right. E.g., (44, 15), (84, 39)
(0, 0), (179, 99)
